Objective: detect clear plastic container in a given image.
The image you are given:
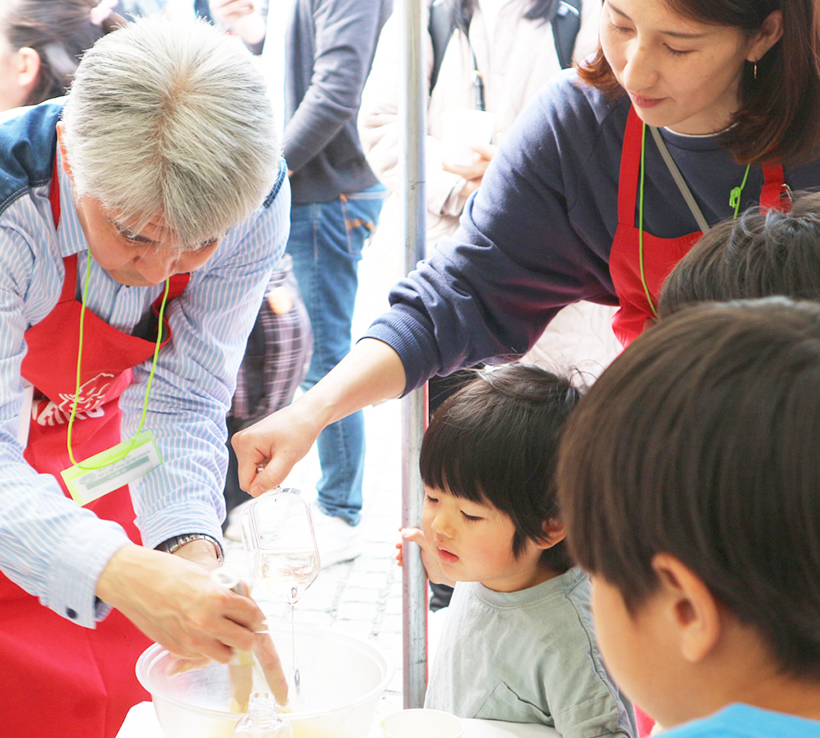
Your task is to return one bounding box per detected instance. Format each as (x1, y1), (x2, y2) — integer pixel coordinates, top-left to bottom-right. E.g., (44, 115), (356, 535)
(135, 621), (393, 738)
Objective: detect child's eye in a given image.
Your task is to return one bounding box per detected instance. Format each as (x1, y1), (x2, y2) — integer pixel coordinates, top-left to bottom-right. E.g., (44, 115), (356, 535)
(461, 512), (483, 522)
(664, 44), (691, 56)
(425, 494), (439, 504)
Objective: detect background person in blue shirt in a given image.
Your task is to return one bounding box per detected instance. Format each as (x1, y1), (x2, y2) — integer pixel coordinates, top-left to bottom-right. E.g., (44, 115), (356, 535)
(211, 0), (393, 566)
(557, 300), (820, 738)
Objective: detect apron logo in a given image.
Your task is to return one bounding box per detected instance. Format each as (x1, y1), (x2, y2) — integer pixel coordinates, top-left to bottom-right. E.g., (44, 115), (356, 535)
(32, 398), (106, 427)
(57, 373), (116, 414)
(31, 373), (116, 425)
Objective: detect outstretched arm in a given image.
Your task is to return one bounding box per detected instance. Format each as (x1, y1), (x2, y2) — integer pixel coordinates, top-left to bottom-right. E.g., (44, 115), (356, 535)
(232, 337), (406, 496)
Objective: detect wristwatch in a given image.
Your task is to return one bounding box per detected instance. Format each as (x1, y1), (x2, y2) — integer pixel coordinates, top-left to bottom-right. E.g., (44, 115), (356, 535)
(157, 533), (224, 566)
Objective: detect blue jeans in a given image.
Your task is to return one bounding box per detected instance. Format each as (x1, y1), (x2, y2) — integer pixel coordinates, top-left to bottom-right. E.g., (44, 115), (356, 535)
(286, 183), (386, 525)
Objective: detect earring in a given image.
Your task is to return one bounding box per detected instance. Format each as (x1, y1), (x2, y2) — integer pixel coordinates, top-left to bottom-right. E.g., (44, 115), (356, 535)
(753, 61), (758, 80)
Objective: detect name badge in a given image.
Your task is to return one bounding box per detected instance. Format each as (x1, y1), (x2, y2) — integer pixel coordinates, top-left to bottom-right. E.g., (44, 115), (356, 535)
(62, 431), (163, 506)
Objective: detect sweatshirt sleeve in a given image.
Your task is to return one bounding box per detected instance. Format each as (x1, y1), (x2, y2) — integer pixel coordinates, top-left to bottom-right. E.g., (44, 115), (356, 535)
(364, 74), (620, 394)
(283, 0), (386, 172)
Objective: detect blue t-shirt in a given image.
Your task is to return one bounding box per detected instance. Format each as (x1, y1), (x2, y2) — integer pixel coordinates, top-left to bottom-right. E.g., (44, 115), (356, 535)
(664, 704), (820, 737)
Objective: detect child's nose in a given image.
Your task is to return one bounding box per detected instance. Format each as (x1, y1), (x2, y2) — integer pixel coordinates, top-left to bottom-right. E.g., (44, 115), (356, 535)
(431, 510), (454, 537)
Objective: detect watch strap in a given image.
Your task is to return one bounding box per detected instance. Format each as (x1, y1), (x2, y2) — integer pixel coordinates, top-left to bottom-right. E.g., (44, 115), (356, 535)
(157, 533), (224, 566)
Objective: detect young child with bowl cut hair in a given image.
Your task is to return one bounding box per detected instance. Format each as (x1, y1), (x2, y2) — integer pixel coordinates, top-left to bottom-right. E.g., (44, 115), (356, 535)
(400, 364), (636, 737)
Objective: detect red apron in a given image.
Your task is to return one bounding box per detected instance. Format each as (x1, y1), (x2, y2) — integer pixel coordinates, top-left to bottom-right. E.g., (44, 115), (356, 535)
(609, 107), (789, 346)
(0, 161), (189, 738)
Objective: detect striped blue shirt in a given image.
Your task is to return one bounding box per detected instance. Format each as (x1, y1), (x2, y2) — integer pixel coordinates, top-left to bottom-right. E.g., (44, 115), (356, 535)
(0, 122), (290, 628)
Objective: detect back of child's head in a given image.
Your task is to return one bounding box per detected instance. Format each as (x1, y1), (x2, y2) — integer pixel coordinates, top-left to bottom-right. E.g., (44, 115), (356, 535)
(557, 298), (820, 680)
(420, 364), (581, 572)
(658, 190), (820, 317)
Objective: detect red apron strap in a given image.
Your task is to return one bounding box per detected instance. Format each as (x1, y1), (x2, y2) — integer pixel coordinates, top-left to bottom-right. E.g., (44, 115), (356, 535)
(165, 273), (190, 301)
(49, 156), (61, 228)
(151, 273), (191, 313)
(150, 273), (191, 347)
(618, 107), (643, 225)
(58, 254), (78, 304)
(50, 162), (79, 306)
(760, 162), (790, 212)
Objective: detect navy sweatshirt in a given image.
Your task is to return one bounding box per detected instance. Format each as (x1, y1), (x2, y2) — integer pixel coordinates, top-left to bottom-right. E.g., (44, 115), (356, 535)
(365, 69), (820, 394)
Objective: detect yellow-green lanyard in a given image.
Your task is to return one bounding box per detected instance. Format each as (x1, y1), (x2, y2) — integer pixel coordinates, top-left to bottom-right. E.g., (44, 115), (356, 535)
(638, 122), (751, 317)
(66, 253), (170, 468)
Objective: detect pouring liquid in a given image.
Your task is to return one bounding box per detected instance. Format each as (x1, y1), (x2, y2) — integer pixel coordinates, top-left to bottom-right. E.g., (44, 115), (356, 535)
(253, 550), (320, 699)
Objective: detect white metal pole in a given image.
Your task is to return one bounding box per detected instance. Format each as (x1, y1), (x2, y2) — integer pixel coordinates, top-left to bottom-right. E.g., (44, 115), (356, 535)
(399, 0), (428, 710)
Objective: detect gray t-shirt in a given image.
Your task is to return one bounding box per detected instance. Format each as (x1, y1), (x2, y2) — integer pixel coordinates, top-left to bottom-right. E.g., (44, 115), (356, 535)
(425, 567), (636, 738)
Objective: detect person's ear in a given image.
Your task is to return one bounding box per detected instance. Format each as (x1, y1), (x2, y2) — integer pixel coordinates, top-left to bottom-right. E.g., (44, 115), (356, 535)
(16, 47), (40, 89)
(748, 10), (783, 64)
(3, 47), (40, 109)
(651, 553), (721, 664)
(535, 519), (567, 549)
(55, 121), (75, 182)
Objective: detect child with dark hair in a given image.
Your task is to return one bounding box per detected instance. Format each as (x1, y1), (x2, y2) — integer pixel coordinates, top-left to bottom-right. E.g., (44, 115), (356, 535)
(400, 364), (636, 736)
(558, 299), (820, 738)
(658, 191), (820, 317)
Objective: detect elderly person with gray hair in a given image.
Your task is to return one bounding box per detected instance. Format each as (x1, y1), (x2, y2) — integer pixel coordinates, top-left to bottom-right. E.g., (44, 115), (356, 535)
(0, 16), (288, 738)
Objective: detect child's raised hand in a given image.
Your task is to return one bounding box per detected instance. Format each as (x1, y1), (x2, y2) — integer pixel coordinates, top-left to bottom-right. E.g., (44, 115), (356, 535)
(395, 526), (422, 568)
(400, 527), (454, 586)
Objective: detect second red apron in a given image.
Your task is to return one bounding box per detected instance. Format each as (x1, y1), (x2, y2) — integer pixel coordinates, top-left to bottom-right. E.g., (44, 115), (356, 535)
(609, 106), (788, 346)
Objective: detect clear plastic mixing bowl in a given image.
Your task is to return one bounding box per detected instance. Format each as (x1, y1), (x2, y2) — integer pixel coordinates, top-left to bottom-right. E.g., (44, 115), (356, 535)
(136, 622), (393, 738)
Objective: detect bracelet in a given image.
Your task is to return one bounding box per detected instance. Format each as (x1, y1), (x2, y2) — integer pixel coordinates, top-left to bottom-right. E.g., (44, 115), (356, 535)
(157, 533), (224, 566)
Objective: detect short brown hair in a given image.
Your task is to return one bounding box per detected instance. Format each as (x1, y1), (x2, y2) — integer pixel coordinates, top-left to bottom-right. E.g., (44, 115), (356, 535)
(658, 190), (820, 315)
(558, 299), (820, 678)
(578, 0), (820, 166)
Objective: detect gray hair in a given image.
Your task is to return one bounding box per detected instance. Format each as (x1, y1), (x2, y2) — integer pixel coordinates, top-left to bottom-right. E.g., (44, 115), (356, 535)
(61, 16), (279, 249)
